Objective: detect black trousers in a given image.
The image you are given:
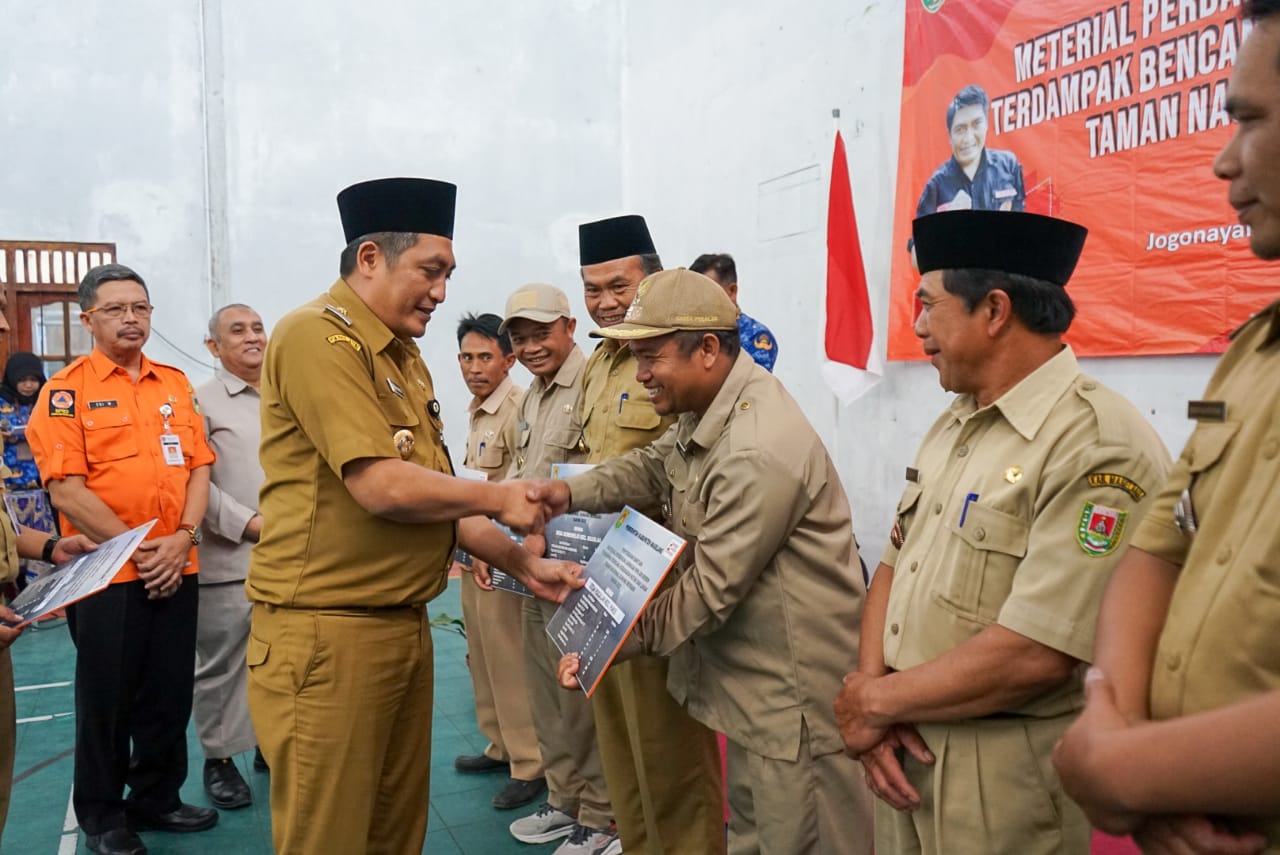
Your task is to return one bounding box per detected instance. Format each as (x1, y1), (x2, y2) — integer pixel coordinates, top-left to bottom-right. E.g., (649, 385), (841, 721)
(66, 578), (198, 834)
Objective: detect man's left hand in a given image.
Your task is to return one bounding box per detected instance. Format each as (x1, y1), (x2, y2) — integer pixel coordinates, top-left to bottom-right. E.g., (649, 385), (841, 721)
(835, 670), (891, 756)
(50, 534), (97, 564)
(519, 556), (584, 603)
(134, 533), (191, 599)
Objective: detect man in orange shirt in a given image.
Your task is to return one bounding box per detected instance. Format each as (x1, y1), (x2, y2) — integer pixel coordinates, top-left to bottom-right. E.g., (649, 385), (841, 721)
(29, 263), (217, 855)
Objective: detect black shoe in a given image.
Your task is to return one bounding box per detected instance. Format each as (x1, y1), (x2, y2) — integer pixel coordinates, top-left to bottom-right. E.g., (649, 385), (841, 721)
(492, 776), (547, 810)
(454, 753), (509, 774)
(204, 758), (252, 809)
(252, 746), (269, 773)
(129, 803), (219, 833)
(85, 828), (147, 855)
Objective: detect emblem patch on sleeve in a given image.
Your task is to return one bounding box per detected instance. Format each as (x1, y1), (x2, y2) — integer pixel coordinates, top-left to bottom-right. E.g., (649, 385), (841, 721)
(327, 334), (362, 352)
(49, 390), (76, 418)
(1077, 502), (1127, 556)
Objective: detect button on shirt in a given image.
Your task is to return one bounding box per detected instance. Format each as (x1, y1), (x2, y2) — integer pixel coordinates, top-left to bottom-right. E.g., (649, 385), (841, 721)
(28, 349), (215, 584)
(248, 278), (455, 608)
(882, 347), (1170, 717)
(506, 346), (587, 479)
(569, 351), (864, 761)
(737, 312), (778, 373)
(1132, 301), (1280, 845)
(196, 369), (263, 585)
(465, 377), (523, 481)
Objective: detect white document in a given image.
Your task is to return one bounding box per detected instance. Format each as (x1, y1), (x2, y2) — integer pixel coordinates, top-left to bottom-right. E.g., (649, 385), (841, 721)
(545, 463), (618, 565)
(6, 520), (159, 627)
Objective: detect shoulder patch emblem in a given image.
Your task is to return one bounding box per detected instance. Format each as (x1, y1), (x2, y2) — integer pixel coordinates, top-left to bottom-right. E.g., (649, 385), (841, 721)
(327, 334), (362, 352)
(1077, 502), (1127, 556)
(1086, 473), (1146, 501)
(753, 333), (774, 350)
(49, 390), (76, 418)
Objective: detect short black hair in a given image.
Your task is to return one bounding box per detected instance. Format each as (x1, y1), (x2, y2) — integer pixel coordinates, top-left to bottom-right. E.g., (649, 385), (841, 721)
(689, 253), (736, 285)
(457, 312), (512, 355)
(1244, 0), (1280, 20)
(672, 329), (741, 360)
(946, 85), (989, 131)
(638, 253), (663, 276)
(942, 268), (1075, 335)
(78, 263), (149, 311)
(338, 232), (421, 277)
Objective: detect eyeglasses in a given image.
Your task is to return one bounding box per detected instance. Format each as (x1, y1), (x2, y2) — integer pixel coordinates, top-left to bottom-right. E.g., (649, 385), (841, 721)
(84, 302), (153, 320)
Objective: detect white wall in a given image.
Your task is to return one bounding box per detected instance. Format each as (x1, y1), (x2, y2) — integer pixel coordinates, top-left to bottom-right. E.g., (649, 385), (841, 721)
(1, 0), (1220, 563)
(621, 0), (1217, 565)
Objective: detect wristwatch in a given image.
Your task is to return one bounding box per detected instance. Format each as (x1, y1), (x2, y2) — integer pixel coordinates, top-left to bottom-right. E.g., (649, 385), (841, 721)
(41, 535), (61, 564)
(177, 524), (203, 546)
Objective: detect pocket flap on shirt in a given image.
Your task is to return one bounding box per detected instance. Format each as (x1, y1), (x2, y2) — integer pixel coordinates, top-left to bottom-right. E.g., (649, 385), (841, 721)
(617, 399), (661, 431)
(896, 482), (924, 515)
(1185, 422), (1239, 474)
(954, 502), (1029, 557)
(246, 634), (270, 667)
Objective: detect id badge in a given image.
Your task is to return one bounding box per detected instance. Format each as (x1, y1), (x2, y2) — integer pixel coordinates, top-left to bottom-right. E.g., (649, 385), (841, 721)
(160, 433), (184, 466)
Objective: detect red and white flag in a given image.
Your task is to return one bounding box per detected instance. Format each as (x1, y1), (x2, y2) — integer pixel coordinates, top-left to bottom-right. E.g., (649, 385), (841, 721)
(822, 130), (882, 404)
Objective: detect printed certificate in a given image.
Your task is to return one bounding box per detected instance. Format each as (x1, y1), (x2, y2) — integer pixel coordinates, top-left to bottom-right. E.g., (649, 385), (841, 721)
(545, 463), (618, 564)
(5, 520), (158, 627)
(546, 506), (684, 696)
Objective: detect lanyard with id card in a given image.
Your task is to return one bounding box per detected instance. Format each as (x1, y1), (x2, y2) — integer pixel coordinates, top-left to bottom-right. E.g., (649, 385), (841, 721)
(159, 403), (184, 466)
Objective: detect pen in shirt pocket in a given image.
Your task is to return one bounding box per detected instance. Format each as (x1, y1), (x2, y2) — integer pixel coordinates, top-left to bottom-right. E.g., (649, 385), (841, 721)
(959, 492), (979, 527)
(618, 392), (628, 413)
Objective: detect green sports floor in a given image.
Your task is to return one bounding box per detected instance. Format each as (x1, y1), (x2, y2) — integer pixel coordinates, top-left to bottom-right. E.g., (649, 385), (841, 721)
(4, 579), (561, 854)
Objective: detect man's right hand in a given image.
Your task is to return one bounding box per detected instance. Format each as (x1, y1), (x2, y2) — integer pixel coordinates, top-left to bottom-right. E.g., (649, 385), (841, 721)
(493, 480), (549, 535)
(524, 479), (572, 519)
(858, 724), (933, 812)
(1133, 815), (1267, 855)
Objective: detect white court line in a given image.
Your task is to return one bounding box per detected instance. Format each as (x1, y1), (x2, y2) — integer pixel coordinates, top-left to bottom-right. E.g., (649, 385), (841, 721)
(14, 681), (71, 693)
(17, 712), (73, 724)
(58, 784), (78, 854)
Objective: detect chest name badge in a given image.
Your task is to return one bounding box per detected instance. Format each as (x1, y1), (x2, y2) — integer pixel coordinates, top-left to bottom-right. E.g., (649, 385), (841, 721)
(161, 434), (184, 466)
(88, 399), (118, 410)
(1187, 400), (1227, 422)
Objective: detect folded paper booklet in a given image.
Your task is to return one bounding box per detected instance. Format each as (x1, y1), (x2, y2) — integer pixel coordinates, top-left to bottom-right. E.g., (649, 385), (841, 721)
(5, 520), (158, 627)
(546, 506), (685, 697)
(545, 462), (619, 565)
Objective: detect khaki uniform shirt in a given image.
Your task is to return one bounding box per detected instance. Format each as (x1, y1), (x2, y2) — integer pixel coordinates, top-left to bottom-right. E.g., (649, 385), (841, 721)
(580, 340), (675, 464)
(506, 346), (587, 479)
(465, 377), (523, 480)
(883, 346), (1170, 717)
(1134, 303), (1280, 844)
(570, 352), (865, 761)
(196, 369), (262, 585)
(248, 278), (455, 608)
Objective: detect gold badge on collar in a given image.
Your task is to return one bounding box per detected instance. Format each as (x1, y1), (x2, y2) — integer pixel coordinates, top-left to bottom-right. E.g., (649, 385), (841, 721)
(1004, 465), (1023, 484)
(393, 429), (415, 460)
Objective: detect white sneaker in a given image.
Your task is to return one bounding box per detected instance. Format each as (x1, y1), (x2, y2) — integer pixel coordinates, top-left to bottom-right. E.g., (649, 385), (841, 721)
(510, 802), (576, 844)
(553, 823), (622, 855)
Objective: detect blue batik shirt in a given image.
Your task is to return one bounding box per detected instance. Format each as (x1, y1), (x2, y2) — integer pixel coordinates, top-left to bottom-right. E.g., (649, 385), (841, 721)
(738, 312), (778, 373)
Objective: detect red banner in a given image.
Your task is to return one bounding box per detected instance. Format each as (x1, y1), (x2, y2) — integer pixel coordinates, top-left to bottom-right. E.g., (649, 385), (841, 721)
(888, 0), (1273, 360)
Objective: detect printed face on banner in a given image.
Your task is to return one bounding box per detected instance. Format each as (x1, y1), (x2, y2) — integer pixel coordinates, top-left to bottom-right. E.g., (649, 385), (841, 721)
(888, 1), (1275, 360)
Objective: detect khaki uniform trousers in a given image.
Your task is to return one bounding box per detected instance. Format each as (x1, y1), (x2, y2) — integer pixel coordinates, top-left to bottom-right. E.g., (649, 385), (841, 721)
(460, 578), (542, 780)
(595, 655), (725, 854)
(726, 724), (873, 855)
(247, 603), (434, 855)
(0, 647), (13, 844)
(522, 597), (611, 828)
(875, 715), (1088, 855)
(194, 581), (256, 758)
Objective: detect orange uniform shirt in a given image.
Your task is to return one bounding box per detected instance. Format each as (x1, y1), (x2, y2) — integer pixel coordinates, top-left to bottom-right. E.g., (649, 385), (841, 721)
(28, 349), (215, 583)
